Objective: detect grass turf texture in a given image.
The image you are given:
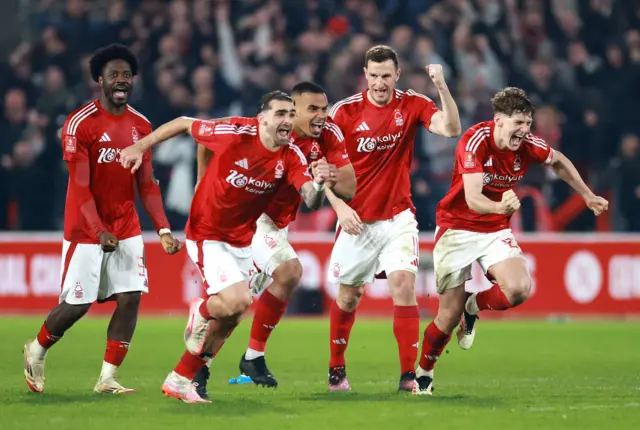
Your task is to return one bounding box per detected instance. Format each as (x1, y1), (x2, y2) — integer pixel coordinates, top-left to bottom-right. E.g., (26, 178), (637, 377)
(2, 317), (639, 429)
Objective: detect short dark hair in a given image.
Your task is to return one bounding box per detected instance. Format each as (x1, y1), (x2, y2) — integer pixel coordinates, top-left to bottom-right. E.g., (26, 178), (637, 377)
(364, 45), (399, 69)
(89, 44), (139, 83)
(291, 81), (325, 96)
(491, 87), (535, 116)
(257, 91), (293, 113)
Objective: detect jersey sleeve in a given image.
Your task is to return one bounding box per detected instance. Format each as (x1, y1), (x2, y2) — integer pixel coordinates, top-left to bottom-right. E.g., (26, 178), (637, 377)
(407, 89), (439, 129)
(191, 119), (256, 152)
(321, 121), (350, 168)
(285, 144), (313, 191)
(61, 112), (92, 163)
(456, 127), (490, 174)
(524, 135), (555, 165)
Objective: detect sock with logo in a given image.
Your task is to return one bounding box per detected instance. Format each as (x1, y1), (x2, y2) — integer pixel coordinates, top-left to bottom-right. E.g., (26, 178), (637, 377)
(329, 301), (356, 368)
(393, 305), (420, 374)
(418, 321), (452, 372)
(246, 289), (288, 360)
(101, 339), (130, 379)
(30, 321), (61, 358)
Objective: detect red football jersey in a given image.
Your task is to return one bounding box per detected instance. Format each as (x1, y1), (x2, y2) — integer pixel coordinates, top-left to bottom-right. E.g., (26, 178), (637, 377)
(186, 118), (312, 247)
(329, 89), (438, 222)
(436, 121), (555, 233)
(61, 101), (152, 243)
(264, 119), (351, 228)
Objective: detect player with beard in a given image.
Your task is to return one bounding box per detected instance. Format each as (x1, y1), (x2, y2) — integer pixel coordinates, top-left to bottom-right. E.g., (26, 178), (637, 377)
(23, 44), (181, 395)
(119, 91), (337, 403)
(412, 87), (609, 395)
(325, 45), (462, 392)
(191, 82), (356, 396)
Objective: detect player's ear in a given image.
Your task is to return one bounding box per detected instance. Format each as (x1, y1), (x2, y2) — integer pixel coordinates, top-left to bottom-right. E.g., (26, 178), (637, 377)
(395, 68), (401, 82)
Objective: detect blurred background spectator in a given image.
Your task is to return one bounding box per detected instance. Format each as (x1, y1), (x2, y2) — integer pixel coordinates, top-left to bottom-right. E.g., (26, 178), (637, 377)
(0, 0), (638, 233)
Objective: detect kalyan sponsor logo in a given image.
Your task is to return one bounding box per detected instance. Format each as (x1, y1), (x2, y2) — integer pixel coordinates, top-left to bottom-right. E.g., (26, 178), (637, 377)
(97, 147), (121, 163)
(226, 170), (277, 194)
(356, 131), (403, 152)
(483, 172), (524, 187)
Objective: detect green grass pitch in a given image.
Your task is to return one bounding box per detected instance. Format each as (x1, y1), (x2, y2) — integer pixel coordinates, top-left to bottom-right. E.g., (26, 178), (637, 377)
(2, 316), (639, 429)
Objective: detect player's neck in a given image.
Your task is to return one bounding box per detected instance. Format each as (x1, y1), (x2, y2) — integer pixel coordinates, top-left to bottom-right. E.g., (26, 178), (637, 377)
(258, 126), (279, 151)
(293, 124), (308, 139)
(366, 89), (392, 108)
(494, 135), (509, 150)
(99, 97), (126, 116)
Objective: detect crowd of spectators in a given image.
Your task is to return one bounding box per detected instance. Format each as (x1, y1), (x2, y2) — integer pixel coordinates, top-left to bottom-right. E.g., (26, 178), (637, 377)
(1, 0), (638, 232)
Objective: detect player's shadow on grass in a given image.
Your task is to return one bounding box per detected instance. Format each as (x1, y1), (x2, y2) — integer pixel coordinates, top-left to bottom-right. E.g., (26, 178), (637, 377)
(9, 392), (124, 405)
(302, 392), (504, 407)
(165, 397), (292, 416)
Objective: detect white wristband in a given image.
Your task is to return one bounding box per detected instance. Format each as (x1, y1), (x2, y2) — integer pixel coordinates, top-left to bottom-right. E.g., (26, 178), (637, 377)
(158, 228), (171, 236)
(312, 181), (325, 191)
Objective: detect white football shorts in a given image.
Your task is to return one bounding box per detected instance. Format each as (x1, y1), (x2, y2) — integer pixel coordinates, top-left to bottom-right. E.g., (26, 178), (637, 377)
(185, 239), (253, 295)
(59, 235), (148, 305)
(328, 208), (419, 286)
(433, 227), (525, 294)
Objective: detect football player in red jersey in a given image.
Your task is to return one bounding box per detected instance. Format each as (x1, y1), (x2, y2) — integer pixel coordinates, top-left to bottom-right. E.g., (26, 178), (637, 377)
(325, 45), (462, 392)
(191, 82), (356, 397)
(120, 91), (336, 403)
(413, 87), (608, 395)
(23, 44), (181, 395)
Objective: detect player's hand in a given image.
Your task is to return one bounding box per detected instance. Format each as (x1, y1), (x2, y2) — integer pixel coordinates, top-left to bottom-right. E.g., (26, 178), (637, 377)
(497, 189), (520, 215)
(336, 205), (364, 235)
(160, 232), (182, 255)
(120, 144), (144, 174)
(426, 64), (446, 90)
(310, 157), (333, 185)
(585, 195), (609, 216)
(99, 231), (119, 253)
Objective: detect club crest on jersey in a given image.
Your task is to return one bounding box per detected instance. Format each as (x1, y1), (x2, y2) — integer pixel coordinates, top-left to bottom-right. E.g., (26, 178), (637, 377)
(514, 154), (522, 171)
(275, 160), (284, 179)
(394, 109), (404, 126)
(199, 122), (214, 136)
(309, 141), (321, 160)
(132, 127), (139, 144)
(64, 136), (77, 153)
(464, 152), (475, 168)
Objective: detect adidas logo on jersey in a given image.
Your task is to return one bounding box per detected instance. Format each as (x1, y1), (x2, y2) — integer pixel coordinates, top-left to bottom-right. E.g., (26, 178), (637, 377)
(355, 122), (370, 132)
(484, 158), (493, 167)
(99, 132), (111, 142)
(234, 158), (249, 169)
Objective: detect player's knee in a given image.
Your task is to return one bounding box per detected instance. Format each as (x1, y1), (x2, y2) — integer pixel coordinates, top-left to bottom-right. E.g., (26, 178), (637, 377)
(225, 289), (253, 318)
(337, 285), (364, 311)
(502, 276), (531, 306)
(388, 272), (416, 305)
(271, 259), (302, 295)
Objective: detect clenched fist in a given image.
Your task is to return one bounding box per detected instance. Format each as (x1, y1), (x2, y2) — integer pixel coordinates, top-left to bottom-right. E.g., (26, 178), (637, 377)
(586, 195), (609, 216)
(426, 64), (447, 90)
(310, 157), (338, 187)
(497, 189), (520, 215)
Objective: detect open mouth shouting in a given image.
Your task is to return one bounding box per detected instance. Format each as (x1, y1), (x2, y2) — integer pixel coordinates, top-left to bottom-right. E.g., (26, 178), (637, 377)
(310, 119), (325, 136)
(112, 85), (130, 103)
(276, 125), (292, 140)
(510, 133), (526, 148)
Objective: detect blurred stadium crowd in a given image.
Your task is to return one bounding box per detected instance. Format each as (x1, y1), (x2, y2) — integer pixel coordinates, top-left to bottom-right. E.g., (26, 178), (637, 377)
(0, 0), (639, 232)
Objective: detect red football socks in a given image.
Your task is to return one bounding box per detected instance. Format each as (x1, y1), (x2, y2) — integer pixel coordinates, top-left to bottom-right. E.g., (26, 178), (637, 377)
(248, 290), (288, 352)
(418, 321), (452, 371)
(36, 322), (61, 349)
(476, 284), (512, 311)
(329, 301), (356, 368)
(104, 340), (130, 366)
(393, 305), (420, 374)
(174, 350), (207, 379)
(199, 299), (214, 320)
